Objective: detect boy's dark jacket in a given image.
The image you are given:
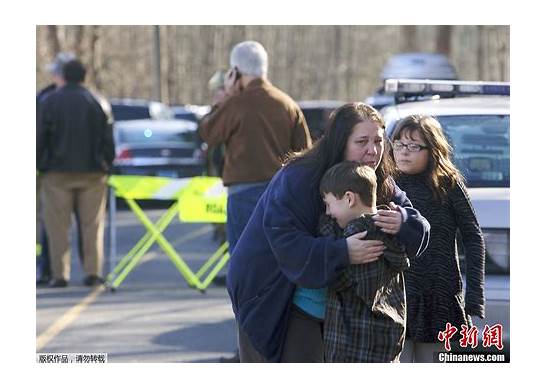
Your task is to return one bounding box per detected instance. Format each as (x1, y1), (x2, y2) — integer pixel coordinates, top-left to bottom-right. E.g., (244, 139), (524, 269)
(320, 213), (409, 362)
(227, 161), (430, 362)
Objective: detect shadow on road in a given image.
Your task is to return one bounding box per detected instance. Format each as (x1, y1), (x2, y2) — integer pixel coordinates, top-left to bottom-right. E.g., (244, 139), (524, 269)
(153, 318), (237, 354)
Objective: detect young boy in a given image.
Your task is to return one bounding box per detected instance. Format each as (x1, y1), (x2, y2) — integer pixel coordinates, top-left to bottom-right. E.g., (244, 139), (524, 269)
(319, 161), (410, 362)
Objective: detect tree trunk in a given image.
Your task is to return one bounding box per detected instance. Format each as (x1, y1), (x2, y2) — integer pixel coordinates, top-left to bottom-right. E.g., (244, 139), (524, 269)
(73, 25), (85, 57)
(332, 25), (343, 98)
(477, 25), (485, 80)
(86, 26), (100, 89)
(165, 26), (176, 104)
(436, 25), (452, 56)
(46, 25), (61, 58)
(496, 28), (508, 81)
(401, 25), (418, 52)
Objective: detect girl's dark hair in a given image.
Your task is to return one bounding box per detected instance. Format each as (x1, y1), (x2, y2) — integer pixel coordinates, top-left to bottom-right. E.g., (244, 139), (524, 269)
(285, 102), (395, 204)
(391, 114), (464, 200)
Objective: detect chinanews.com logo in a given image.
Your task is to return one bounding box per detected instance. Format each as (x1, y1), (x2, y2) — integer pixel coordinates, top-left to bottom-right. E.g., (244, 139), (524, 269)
(435, 323), (507, 363)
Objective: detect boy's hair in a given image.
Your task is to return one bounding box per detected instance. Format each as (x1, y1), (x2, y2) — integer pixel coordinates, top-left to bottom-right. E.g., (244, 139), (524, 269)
(320, 161), (377, 207)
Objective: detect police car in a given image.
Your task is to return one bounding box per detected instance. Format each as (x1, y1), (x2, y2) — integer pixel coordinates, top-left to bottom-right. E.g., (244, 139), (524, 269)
(380, 79), (510, 357)
(366, 53), (458, 110)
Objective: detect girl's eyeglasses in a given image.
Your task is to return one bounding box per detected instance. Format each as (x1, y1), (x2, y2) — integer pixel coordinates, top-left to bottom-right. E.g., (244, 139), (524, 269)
(392, 140), (429, 153)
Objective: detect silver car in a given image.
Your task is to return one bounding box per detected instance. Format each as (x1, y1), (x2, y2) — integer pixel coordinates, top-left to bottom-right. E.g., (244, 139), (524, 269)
(113, 119), (206, 179)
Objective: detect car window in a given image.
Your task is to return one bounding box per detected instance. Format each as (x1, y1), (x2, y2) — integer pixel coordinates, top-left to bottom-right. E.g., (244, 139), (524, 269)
(301, 108), (335, 141)
(436, 115), (510, 188)
(174, 112), (198, 123)
(112, 105), (151, 121)
(119, 128), (197, 144)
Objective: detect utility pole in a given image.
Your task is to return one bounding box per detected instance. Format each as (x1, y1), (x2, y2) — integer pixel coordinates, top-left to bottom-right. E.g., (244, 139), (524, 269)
(152, 25), (161, 101)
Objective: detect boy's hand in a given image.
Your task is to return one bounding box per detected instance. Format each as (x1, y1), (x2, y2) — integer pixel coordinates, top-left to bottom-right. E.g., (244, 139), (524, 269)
(373, 202), (402, 235)
(346, 231), (385, 264)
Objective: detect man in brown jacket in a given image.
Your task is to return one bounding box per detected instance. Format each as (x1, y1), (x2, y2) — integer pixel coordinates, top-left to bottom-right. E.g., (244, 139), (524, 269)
(199, 41), (311, 363)
(199, 40), (312, 256)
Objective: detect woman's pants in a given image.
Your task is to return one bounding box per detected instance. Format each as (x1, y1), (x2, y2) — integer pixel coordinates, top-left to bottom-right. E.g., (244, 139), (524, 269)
(239, 305), (324, 362)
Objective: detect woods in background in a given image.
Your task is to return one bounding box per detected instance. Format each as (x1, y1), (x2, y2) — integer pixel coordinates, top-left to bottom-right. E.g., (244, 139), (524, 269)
(36, 25), (509, 105)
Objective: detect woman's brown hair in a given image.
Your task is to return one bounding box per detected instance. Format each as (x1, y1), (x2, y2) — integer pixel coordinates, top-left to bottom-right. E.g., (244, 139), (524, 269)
(391, 114), (463, 200)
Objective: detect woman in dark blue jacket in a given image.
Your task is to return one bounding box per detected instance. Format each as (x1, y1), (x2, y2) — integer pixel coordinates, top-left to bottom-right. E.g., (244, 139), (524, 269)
(227, 103), (430, 362)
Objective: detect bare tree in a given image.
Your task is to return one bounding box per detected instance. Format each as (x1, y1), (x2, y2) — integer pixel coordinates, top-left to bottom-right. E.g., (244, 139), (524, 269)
(477, 25), (485, 80)
(86, 26), (100, 89)
(401, 25), (418, 52)
(46, 25), (61, 58)
(331, 25), (343, 98)
(36, 25), (510, 103)
(496, 27), (509, 81)
(436, 25), (452, 56)
(165, 26), (176, 104)
(72, 26), (85, 57)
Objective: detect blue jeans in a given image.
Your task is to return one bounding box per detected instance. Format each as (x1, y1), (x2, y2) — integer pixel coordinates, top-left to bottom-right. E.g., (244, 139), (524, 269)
(226, 182), (268, 359)
(226, 183), (268, 255)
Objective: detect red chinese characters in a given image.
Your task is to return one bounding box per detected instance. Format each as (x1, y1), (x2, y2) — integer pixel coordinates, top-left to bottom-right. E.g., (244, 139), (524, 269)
(459, 325), (479, 348)
(438, 323), (504, 351)
(438, 323), (458, 351)
(483, 324), (504, 351)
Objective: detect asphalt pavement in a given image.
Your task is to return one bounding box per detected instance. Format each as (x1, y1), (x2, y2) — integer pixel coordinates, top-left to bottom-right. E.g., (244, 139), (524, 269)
(36, 208), (237, 363)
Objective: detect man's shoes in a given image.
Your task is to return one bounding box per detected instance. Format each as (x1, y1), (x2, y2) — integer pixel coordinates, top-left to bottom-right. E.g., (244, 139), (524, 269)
(219, 352), (240, 363)
(83, 275), (104, 287)
(37, 275), (51, 286)
(49, 279), (68, 288)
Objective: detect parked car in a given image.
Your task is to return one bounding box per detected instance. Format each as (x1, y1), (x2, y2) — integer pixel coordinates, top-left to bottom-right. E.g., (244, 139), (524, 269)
(113, 119), (206, 178)
(299, 100), (345, 141)
(110, 98), (174, 121)
(171, 104), (211, 123)
(171, 105), (199, 123)
(381, 79), (510, 359)
(366, 52), (458, 110)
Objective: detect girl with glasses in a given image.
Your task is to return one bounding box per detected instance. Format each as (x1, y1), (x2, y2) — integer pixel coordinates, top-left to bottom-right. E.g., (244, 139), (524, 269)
(391, 114), (486, 363)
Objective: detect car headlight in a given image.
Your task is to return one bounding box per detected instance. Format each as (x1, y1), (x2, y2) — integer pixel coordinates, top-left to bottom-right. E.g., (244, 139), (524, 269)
(482, 228), (510, 274)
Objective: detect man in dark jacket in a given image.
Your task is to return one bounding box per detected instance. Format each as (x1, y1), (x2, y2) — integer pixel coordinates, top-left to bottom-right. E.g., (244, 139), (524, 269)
(37, 59), (114, 287)
(36, 52), (76, 285)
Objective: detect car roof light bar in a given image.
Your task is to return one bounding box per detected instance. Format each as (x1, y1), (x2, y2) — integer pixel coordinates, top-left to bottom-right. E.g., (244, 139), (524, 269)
(384, 79), (510, 100)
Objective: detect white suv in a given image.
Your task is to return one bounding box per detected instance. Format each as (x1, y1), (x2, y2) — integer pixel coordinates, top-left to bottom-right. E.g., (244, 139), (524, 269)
(380, 79), (510, 358)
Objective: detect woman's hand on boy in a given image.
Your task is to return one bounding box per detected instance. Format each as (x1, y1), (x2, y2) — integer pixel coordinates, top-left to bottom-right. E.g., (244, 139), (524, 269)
(373, 202), (402, 235)
(346, 231), (385, 264)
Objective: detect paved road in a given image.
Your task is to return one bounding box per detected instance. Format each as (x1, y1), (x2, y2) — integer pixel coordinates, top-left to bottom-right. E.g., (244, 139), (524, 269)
(36, 207), (237, 363)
